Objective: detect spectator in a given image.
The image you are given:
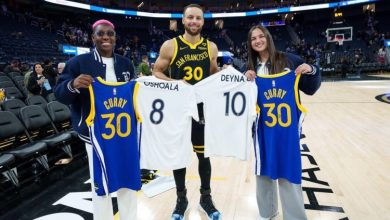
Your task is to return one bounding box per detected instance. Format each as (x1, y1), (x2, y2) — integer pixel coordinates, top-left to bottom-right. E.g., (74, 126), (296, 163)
(24, 66), (33, 89)
(57, 62), (65, 74)
(341, 57), (349, 78)
(354, 53), (362, 75)
(137, 55), (151, 76)
(56, 62), (66, 82)
(4, 59), (21, 74)
(17, 62), (29, 75)
(27, 63), (54, 98)
(378, 46), (386, 64)
(43, 59), (57, 87)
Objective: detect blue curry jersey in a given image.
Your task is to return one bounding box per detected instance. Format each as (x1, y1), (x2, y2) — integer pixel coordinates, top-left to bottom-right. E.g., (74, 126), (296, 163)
(254, 70), (306, 184)
(86, 77), (141, 196)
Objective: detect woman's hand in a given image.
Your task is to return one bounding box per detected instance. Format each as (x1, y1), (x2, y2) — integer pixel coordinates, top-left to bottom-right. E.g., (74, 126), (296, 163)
(245, 70), (257, 81)
(295, 63), (313, 75)
(73, 74), (93, 89)
(37, 77), (45, 85)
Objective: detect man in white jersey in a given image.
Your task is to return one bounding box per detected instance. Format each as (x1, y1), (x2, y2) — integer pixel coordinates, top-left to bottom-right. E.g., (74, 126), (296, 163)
(194, 66), (257, 160)
(55, 19), (137, 220)
(136, 76), (199, 170)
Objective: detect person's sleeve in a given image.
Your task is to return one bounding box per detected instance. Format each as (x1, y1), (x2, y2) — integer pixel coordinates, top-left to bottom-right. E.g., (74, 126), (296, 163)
(27, 75), (41, 94)
(288, 53), (321, 95)
(298, 64), (321, 95)
(54, 58), (81, 105)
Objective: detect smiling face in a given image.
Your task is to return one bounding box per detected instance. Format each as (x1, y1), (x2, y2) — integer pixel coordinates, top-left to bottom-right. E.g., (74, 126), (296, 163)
(250, 28), (268, 54)
(92, 24), (116, 57)
(182, 7), (204, 36)
(34, 64), (43, 75)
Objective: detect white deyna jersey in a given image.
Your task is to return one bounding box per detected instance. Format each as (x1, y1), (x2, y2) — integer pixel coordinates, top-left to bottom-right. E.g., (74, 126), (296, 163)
(194, 66), (257, 160)
(136, 76), (198, 170)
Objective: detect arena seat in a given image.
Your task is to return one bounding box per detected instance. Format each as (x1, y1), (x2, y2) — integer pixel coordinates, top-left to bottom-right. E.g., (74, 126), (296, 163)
(11, 75), (24, 83)
(0, 76), (12, 83)
(0, 111), (49, 185)
(5, 87), (24, 100)
(20, 105), (74, 158)
(0, 81), (16, 88)
(0, 153), (18, 187)
(1, 99), (26, 116)
(45, 93), (56, 102)
(7, 72), (22, 79)
(25, 95), (48, 110)
(46, 101), (75, 135)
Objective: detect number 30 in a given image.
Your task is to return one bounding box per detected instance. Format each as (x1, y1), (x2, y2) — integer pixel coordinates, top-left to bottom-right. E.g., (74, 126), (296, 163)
(183, 66), (203, 81)
(263, 103), (291, 127)
(101, 113), (131, 139)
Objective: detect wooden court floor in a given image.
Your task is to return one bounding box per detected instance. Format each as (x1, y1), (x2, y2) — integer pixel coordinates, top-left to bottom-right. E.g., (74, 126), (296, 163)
(137, 77), (390, 220)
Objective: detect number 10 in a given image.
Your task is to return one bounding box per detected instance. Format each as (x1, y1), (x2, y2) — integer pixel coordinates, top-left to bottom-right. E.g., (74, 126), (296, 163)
(224, 91), (246, 116)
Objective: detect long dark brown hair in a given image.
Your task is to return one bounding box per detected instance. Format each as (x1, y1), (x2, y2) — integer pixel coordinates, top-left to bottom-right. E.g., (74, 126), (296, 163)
(246, 25), (289, 74)
(32, 63), (43, 76)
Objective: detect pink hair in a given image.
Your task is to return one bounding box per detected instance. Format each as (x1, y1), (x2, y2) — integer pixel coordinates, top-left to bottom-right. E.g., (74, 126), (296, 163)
(92, 19), (115, 30)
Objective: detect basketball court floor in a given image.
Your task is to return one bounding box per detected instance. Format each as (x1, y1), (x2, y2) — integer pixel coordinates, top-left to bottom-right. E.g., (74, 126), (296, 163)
(1, 74), (389, 220)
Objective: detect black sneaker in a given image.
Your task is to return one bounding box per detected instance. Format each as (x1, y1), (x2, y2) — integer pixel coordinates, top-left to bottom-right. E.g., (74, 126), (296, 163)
(171, 189), (189, 220)
(199, 189), (221, 220)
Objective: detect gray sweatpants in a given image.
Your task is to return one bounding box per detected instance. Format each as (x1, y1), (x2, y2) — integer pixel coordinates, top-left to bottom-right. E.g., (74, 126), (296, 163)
(256, 175), (307, 220)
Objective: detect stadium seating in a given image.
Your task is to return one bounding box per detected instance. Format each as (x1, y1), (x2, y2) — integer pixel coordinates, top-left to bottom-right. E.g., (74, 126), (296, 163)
(19, 105), (75, 160)
(25, 95), (48, 110)
(0, 111), (49, 186)
(1, 98), (26, 116)
(4, 87), (24, 100)
(46, 93), (56, 102)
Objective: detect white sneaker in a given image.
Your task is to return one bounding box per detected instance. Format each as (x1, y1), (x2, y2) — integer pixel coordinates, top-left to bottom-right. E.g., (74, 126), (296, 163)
(259, 212), (278, 220)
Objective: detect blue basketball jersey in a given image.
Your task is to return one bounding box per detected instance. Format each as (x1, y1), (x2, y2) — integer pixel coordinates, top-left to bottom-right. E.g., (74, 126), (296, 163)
(86, 77), (141, 196)
(254, 70), (306, 184)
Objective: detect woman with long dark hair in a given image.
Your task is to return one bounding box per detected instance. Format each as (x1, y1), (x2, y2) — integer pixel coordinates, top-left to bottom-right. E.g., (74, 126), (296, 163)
(245, 25), (321, 220)
(27, 63), (54, 98)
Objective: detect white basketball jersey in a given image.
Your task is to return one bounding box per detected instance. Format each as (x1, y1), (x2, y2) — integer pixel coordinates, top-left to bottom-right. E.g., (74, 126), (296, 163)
(194, 66), (258, 160)
(136, 76), (198, 170)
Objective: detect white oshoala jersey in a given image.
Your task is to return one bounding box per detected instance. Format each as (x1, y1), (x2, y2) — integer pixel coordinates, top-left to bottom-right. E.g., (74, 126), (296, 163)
(136, 76), (199, 170)
(194, 66), (258, 160)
